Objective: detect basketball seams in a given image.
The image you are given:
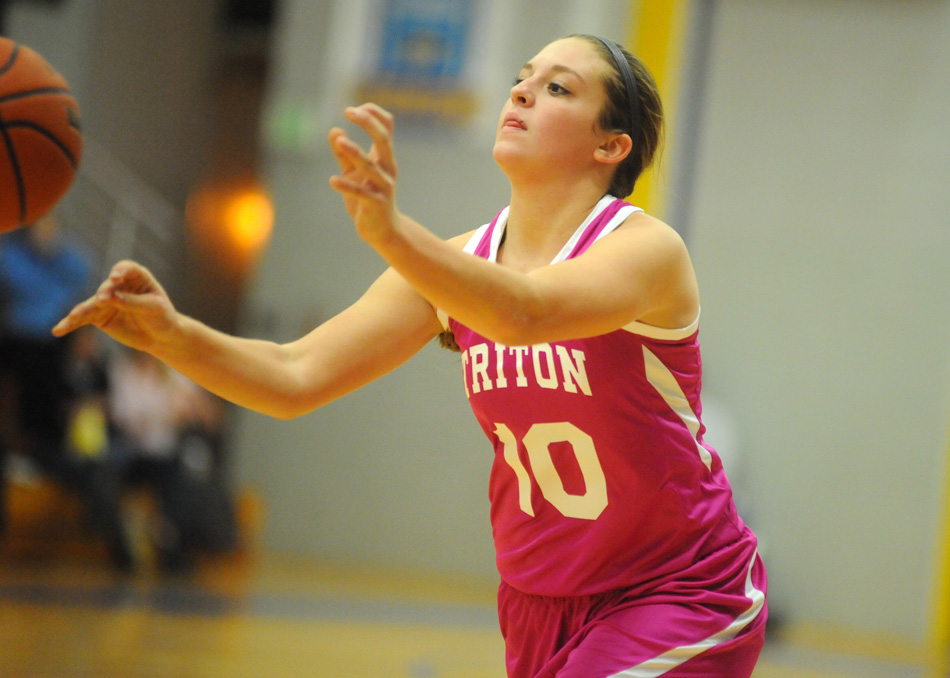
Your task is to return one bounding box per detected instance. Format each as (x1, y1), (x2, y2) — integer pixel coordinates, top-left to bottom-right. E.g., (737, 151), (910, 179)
(5, 121), (79, 167)
(0, 88), (73, 105)
(0, 44), (20, 78)
(0, 45), (28, 223)
(0, 90), (80, 169)
(0, 37), (81, 232)
(0, 111), (28, 223)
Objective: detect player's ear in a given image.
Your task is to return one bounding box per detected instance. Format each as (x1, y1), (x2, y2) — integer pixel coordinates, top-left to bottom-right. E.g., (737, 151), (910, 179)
(594, 132), (633, 166)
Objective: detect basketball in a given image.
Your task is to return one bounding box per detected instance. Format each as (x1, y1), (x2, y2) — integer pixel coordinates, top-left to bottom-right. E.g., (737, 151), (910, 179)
(0, 37), (82, 233)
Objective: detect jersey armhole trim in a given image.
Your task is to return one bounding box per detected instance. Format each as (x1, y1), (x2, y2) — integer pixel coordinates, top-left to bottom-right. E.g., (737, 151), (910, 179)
(622, 309), (700, 340)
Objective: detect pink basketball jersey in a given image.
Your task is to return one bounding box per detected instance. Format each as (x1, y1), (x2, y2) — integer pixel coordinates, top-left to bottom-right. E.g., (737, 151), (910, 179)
(445, 196), (758, 597)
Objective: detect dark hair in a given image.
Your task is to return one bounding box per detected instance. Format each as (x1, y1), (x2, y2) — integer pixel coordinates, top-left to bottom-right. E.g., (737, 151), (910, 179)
(572, 34), (664, 198)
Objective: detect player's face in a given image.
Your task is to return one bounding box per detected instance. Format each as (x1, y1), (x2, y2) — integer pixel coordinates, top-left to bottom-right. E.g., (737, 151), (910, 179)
(493, 38), (613, 179)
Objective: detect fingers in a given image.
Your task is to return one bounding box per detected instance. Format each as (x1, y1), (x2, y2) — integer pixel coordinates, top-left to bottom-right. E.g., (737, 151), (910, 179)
(108, 260), (163, 296)
(347, 105), (396, 176)
(355, 103), (395, 133)
(345, 103), (395, 143)
(51, 261), (164, 337)
(327, 128), (359, 172)
(52, 269), (123, 335)
(52, 294), (115, 336)
(327, 130), (395, 201)
(329, 138), (393, 193)
(327, 102), (396, 167)
(328, 127), (355, 174)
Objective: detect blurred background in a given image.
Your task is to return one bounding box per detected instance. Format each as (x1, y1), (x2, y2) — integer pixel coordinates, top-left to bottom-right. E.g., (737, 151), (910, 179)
(1, 0), (949, 676)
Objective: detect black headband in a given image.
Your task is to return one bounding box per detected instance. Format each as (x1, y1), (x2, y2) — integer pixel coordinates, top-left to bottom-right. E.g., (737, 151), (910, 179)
(591, 36), (640, 139)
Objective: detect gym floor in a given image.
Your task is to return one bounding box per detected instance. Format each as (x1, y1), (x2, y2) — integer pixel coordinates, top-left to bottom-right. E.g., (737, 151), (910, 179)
(0, 551), (939, 678)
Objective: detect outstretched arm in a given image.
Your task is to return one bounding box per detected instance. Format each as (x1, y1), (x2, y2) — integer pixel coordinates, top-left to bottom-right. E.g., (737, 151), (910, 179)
(53, 262), (443, 419)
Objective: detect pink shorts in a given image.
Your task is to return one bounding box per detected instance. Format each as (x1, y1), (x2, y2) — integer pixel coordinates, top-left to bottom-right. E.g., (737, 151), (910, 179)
(497, 550), (767, 678)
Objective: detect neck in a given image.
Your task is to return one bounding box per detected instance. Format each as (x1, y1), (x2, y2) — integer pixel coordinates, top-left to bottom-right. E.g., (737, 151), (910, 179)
(500, 178), (609, 269)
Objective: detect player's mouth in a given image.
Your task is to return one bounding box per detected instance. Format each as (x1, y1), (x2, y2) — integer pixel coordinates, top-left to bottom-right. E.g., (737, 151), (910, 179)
(503, 113), (526, 130)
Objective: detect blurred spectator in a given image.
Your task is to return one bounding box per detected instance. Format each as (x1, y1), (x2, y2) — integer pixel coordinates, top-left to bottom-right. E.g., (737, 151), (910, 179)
(60, 326), (136, 571)
(0, 216), (236, 573)
(0, 214), (94, 534)
(108, 349), (234, 574)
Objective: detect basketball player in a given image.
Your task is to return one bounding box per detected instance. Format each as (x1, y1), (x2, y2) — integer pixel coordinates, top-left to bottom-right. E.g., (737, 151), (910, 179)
(53, 35), (767, 677)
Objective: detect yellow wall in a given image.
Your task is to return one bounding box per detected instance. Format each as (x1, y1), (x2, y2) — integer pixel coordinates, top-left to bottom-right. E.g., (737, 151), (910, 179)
(626, 0), (691, 219)
(931, 423), (950, 676)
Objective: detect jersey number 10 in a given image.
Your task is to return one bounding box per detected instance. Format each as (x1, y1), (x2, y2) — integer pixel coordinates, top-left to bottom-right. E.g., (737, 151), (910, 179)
(495, 422), (608, 521)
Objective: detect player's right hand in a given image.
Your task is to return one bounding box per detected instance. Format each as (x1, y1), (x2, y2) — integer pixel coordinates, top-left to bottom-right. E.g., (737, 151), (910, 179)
(327, 103), (400, 248)
(52, 260), (179, 354)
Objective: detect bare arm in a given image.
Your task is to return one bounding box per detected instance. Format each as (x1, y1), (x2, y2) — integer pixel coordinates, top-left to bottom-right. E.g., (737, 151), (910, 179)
(53, 262), (444, 419)
(371, 210), (698, 346)
(329, 104), (699, 346)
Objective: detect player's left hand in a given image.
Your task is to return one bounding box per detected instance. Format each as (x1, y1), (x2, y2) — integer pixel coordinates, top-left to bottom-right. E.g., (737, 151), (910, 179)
(328, 103), (400, 246)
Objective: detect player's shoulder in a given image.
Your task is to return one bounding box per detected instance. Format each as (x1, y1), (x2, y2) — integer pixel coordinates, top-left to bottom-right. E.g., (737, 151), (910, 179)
(619, 209), (681, 237)
(604, 210), (689, 258)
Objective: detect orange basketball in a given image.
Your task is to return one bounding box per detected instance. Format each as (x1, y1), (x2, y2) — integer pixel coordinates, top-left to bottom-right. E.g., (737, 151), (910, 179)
(0, 37), (83, 233)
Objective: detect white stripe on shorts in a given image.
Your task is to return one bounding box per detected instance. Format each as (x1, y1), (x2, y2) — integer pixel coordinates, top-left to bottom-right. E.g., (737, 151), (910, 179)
(609, 551), (766, 677)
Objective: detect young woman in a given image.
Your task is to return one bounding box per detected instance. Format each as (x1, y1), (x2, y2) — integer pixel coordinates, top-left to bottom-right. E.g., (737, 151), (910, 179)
(54, 34), (767, 678)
